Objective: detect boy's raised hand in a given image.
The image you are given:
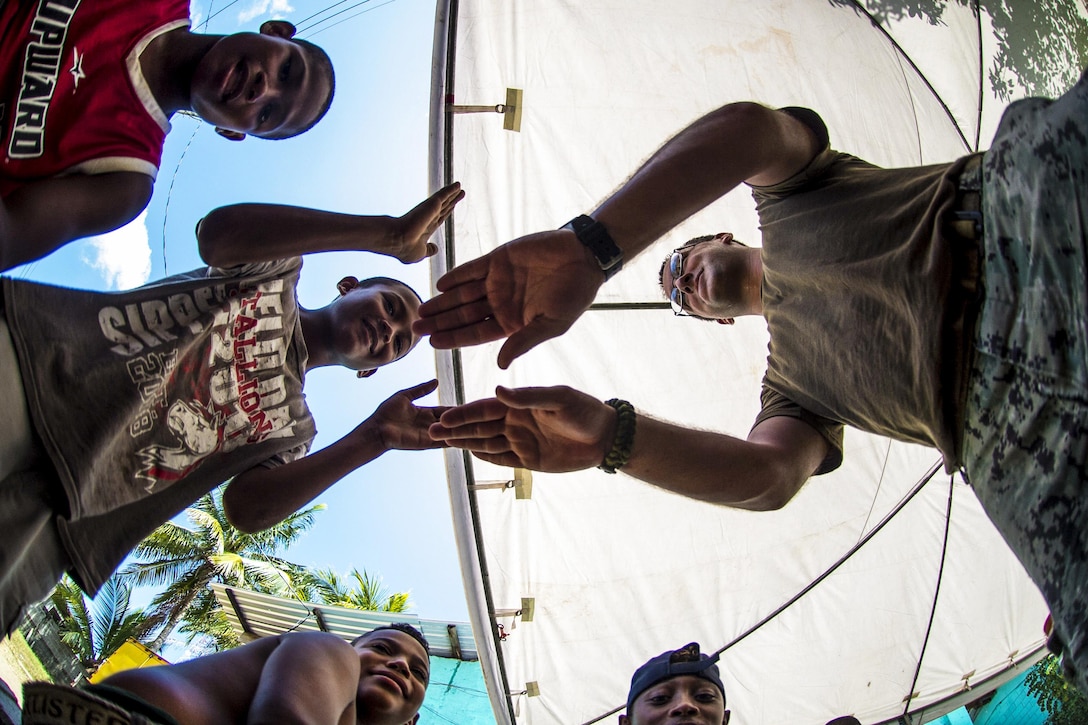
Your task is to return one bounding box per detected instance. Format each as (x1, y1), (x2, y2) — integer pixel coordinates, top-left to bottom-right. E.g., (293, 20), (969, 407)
(390, 182), (465, 263)
(224, 380), (449, 533)
(195, 182), (464, 268)
(369, 379), (451, 451)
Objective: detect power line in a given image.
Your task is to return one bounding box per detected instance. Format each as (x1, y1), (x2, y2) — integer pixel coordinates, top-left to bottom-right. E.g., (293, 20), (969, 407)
(297, 0), (376, 34)
(159, 123), (201, 276)
(293, 0), (355, 28)
(298, 0), (398, 37)
(203, 0), (243, 27)
(304, 0), (396, 38)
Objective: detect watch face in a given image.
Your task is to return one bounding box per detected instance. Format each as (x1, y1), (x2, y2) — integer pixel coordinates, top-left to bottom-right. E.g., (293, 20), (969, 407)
(565, 216), (623, 278)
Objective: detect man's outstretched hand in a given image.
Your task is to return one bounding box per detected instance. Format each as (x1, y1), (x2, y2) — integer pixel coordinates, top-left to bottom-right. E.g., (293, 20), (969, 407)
(390, 182), (465, 264)
(428, 385), (617, 472)
(412, 230), (603, 368)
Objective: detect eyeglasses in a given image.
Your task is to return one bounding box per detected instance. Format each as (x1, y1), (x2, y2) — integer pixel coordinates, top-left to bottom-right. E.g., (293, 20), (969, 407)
(667, 251), (689, 316)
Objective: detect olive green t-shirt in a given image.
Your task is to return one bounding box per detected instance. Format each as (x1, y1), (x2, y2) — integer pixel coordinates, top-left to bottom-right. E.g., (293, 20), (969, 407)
(750, 110), (975, 472)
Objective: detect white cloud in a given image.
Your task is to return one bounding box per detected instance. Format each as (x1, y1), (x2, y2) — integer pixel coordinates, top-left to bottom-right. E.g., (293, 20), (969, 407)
(238, 0), (294, 24)
(82, 211), (153, 290)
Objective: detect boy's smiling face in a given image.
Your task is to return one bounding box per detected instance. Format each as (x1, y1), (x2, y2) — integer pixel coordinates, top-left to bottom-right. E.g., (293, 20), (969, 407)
(353, 629), (429, 725)
(189, 21), (333, 139)
(330, 277), (422, 375)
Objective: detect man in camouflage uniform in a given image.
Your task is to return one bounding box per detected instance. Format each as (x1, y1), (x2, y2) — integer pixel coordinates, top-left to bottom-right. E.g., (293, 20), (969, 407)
(420, 69), (1088, 692)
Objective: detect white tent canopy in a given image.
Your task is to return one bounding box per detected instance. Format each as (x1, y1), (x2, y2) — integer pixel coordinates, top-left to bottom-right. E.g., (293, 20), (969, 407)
(426, 1), (1084, 723)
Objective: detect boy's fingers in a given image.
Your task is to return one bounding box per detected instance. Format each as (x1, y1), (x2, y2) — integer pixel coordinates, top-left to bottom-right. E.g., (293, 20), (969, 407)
(400, 379), (439, 400)
(443, 187), (466, 208)
(437, 181), (462, 198)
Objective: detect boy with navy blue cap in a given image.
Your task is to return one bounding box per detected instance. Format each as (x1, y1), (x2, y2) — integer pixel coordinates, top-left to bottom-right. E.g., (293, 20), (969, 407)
(620, 643), (730, 725)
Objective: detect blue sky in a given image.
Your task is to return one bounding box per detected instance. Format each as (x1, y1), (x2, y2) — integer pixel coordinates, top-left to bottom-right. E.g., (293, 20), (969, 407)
(12, 0), (469, 623)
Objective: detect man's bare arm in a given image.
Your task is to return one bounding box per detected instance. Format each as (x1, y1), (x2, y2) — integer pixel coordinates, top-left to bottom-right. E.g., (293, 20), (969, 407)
(196, 182), (464, 268)
(430, 385), (829, 510)
(623, 414), (829, 510)
(593, 102), (820, 258)
(415, 103), (820, 367)
(0, 172), (152, 272)
(223, 380), (448, 533)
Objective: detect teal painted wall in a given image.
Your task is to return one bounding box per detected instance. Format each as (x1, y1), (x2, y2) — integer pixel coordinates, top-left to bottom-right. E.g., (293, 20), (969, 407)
(927, 670), (1047, 725)
(420, 657), (496, 724)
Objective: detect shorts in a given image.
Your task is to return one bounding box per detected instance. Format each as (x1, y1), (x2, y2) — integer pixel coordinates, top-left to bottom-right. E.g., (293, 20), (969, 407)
(22, 682), (180, 725)
(0, 314), (69, 637)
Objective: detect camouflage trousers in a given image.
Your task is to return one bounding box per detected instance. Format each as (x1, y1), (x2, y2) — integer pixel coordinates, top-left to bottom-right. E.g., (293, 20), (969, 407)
(963, 67), (1088, 693)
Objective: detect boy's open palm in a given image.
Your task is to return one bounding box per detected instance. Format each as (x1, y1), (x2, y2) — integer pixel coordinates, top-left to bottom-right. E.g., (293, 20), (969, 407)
(392, 183), (465, 263)
(371, 380), (451, 450)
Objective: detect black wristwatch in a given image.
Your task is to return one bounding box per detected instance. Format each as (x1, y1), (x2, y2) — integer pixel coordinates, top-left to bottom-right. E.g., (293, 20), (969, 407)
(561, 215), (624, 281)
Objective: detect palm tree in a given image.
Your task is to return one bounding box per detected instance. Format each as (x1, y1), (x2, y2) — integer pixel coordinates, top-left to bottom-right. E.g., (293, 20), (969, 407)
(49, 574), (149, 673)
(296, 567), (412, 612)
(119, 485), (324, 652)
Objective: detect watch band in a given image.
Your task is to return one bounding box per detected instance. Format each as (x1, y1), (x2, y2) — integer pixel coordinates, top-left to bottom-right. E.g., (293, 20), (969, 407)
(561, 215), (624, 281)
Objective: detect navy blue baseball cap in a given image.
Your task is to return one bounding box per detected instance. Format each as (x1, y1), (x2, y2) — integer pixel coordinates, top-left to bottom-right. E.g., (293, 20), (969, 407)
(627, 643), (725, 711)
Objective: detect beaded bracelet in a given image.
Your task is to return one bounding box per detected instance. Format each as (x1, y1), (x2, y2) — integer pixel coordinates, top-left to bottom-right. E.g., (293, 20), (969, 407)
(599, 398), (636, 474)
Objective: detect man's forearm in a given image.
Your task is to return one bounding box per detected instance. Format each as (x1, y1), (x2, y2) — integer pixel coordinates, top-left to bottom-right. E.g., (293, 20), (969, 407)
(197, 204), (398, 268)
(621, 414), (819, 511)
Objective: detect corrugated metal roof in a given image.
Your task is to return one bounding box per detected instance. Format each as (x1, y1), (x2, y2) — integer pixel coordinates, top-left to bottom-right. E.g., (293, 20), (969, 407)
(211, 584), (478, 661)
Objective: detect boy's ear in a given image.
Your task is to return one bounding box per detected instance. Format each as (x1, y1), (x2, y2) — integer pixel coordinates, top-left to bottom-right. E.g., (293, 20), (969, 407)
(337, 276), (360, 297)
(259, 19), (298, 38)
(215, 127), (246, 142)
(356, 369), (376, 379)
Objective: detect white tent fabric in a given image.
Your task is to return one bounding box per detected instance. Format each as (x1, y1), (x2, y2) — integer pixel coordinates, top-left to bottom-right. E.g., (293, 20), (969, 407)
(427, 1), (1083, 723)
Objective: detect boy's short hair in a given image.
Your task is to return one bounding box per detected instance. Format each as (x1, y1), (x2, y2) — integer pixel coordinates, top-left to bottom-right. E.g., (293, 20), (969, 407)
(352, 623), (430, 657)
(271, 38), (336, 139)
(355, 277), (424, 306)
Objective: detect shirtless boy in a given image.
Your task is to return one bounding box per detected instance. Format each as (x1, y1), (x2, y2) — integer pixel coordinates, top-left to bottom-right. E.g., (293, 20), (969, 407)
(22, 624), (430, 725)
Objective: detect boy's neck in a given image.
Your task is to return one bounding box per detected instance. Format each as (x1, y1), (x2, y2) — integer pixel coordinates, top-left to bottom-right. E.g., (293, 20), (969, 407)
(139, 28), (219, 116)
(297, 307), (333, 372)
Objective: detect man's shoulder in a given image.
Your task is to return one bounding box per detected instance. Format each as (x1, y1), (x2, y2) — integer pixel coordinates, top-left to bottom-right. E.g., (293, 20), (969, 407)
(776, 107), (829, 149)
